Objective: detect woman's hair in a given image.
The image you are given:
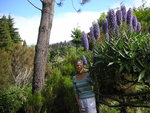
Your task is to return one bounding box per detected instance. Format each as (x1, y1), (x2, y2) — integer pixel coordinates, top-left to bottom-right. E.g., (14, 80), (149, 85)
(76, 59), (83, 65)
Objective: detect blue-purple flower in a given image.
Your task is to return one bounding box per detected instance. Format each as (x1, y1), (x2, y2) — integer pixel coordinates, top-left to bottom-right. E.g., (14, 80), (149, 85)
(115, 25), (120, 35)
(102, 19), (109, 40)
(105, 33), (109, 41)
(136, 22), (141, 32)
(116, 10), (122, 26)
(127, 8), (133, 25)
(107, 9), (116, 30)
(132, 16), (137, 30)
(82, 55), (88, 65)
(92, 22), (100, 40)
(121, 5), (126, 21)
(82, 31), (89, 50)
(89, 27), (95, 40)
(102, 19), (108, 34)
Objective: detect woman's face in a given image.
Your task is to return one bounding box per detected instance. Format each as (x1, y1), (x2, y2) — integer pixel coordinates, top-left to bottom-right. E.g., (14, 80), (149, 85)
(75, 61), (84, 73)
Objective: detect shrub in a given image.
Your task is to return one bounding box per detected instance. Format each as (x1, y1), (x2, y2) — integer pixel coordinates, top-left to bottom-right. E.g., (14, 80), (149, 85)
(42, 67), (78, 113)
(0, 50), (12, 90)
(91, 31), (150, 109)
(0, 87), (31, 113)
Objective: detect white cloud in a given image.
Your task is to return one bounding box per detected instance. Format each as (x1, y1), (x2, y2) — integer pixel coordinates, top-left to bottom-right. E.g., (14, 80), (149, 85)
(110, 0), (150, 10)
(51, 12), (101, 44)
(13, 12), (101, 45)
(14, 15), (40, 45)
(131, 0), (150, 7)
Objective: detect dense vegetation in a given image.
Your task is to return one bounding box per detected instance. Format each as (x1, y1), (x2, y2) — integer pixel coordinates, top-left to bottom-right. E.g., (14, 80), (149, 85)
(1, 3), (150, 113)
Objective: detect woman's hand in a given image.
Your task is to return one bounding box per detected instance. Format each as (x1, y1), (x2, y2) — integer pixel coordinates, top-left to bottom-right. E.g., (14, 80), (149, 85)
(79, 104), (84, 113)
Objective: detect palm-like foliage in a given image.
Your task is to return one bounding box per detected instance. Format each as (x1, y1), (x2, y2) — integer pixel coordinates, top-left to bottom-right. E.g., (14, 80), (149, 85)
(91, 31), (150, 107)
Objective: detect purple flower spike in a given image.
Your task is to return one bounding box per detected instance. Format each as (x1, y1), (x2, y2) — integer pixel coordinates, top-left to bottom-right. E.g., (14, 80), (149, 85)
(102, 19), (108, 34)
(107, 9), (116, 29)
(82, 55), (88, 65)
(93, 22), (100, 40)
(115, 25), (120, 35)
(82, 31), (89, 50)
(116, 10), (122, 26)
(132, 16), (137, 30)
(127, 8), (133, 25)
(105, 33), (109, 41)
(136, 22), (141, 32)
(121, 5), (126, 21)
(89, 27), (95, 40)
(129, 24), (133, 32)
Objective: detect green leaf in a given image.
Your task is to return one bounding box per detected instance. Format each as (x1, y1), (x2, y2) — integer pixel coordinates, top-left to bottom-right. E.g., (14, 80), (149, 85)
(119, 65), (124, 73)
(107, 62), (114, 66)
(138, 70), (146, 81)
(136, 58), (144, 68)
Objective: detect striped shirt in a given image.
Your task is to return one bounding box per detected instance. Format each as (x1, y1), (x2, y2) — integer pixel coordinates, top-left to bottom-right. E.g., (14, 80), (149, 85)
(73, 72), (95, 99)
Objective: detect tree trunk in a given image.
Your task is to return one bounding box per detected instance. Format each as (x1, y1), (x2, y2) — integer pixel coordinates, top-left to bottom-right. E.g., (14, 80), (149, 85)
(32, 0), (55, 94)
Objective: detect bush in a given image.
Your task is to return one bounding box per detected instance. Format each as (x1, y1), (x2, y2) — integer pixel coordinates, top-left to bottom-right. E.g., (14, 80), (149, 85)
(0, 87), (31, 113)
(91, 31), (150, 111)
(42, 67), (78, 113)
(0, 50), (12, 90)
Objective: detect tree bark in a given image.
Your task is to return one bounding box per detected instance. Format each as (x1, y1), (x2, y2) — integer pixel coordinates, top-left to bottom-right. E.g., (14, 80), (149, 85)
(32, 0), (55, 94)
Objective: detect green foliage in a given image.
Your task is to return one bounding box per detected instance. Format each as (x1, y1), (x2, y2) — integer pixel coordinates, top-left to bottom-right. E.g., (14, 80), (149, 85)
(133, 4), (150, 32)
(71, 27), (82, 47)
(42, 67), (78, 113)
(28, 93), (45, 113)
(0, 15), (22, 50)
(0, 16), (12, 49)
(10, 44), (34, 87)
(97, 12), (107, 27)
(49, 45), (76, 65)
(7, 15), (22, 44)
(100, 105), (119, 113)
(0, 50), (12, 90)
(0, 87), (31, 113)
(92, 31), (150, 94)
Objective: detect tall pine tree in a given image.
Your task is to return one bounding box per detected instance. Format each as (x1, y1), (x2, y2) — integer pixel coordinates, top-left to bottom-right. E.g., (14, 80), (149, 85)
(0, 15), (22, 49)
(7, 15), (22, 44)
(0, 16), (12, 49)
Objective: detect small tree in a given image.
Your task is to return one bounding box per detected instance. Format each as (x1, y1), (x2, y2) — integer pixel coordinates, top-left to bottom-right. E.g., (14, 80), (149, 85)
(71, 27), (82, 47)
(0, 16), (12, 49)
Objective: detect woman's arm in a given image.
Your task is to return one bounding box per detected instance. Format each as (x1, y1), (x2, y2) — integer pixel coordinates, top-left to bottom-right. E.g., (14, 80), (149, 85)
(75, 94), (80, 106)
(75, 94), (82, 113)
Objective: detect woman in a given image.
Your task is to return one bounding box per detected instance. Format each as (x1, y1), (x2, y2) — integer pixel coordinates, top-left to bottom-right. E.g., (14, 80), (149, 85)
(73, 60), (97, 113)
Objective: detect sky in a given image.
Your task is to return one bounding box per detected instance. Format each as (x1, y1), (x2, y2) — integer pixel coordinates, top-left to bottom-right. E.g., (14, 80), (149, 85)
(0, 0), (150, 45)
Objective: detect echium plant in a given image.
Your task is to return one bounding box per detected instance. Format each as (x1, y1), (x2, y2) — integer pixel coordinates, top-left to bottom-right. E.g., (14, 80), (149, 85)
(107, 9), (116, 34)
(127, 8), (132, 25)
(92, 22), (100, 40)
(116, 10), (122, 26)
(102, 19), (108, 34)
(136, 22), (141, 32)
(127, 8), (133, 31)
(81, 31), (89, 50)
(82, 55), (88, 65)
(102, 19), (109, 40)
(132, 16), (137, 31)
(121, 5), (126, 21)
(91, 31), (150, 108)
(107, 9), (116, 28)
(89, 26), (95, 40)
